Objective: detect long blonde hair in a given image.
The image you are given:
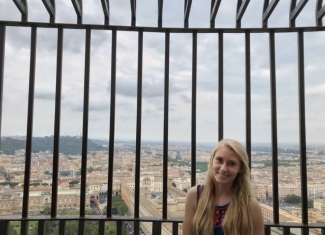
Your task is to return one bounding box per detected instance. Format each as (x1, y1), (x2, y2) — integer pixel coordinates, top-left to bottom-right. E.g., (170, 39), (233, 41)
(192, 139), (254, 235)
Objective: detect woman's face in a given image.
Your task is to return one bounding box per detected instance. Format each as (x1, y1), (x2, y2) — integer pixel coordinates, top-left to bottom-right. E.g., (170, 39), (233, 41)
(211, 146), (242, 186)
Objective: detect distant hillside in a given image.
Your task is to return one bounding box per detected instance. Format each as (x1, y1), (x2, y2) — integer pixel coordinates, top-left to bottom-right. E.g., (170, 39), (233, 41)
(0, 136), (107, 155)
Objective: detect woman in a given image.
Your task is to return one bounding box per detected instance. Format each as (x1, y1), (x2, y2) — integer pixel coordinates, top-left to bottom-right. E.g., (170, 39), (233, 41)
(183, 139), (264, 235)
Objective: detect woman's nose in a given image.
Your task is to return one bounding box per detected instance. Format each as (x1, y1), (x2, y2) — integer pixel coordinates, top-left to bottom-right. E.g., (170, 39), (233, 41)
(220, 163), (227, 171)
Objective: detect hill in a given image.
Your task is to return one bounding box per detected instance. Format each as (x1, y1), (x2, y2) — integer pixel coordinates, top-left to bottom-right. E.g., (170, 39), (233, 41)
(0, 136), (107, 155)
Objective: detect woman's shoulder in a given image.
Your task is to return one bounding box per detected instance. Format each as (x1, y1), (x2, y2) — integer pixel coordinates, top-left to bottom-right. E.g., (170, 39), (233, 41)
(249, 197), (261, 209)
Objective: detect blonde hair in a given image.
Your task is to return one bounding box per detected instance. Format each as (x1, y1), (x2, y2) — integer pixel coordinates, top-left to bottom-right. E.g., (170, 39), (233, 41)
(192, 139), (254, 235)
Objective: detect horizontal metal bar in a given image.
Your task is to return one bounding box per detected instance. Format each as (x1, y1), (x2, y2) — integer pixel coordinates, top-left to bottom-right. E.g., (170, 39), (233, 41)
(290, 0), (309, 22)
(2, 20), (324, 33)
(1, 216), (325, 228)
(263, 0), (280, 21)
(13, 0), (27, 14)
(42, 0), (55, 17)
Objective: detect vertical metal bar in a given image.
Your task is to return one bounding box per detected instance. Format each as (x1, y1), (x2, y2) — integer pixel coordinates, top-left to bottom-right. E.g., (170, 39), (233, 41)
(290, 0), (298, 27)
(0, 220), (10, 235)
(13, 0), (28, 22)
(184, 0), (192, 28)
(283, 227), (290, 235)
(42, 0), (55, 23)
(290, 0), (309, 27)
(265, 226), (271, 235)
(152, 221), (161, 235)
(130, 0), (136, 26)
(98, 220), (105, 235)
(59, 220), (66, 235)
(297, 30), (308, 226)
(236, 0), (251, 28)
(38, 220), (45, 235)
(22, 26), (37, 219)
(158, 0), (163, 27)
(116, 221), (122, 235)
(79, 27), (91, 218)
(162, 31), (170, 219)
(21, 221), (28, 235)
(316, 0), (324, 26)
(269, 31), (279, 224)
(172, 222), (178, 235)
(301, 227), (309, 235)
(134, 221), (140, 235)
(262, 0), (269, 28)
(210, 0), (222, 28)
(71, 0), (83, 24)
(245, 31), (251, 168)
(134, 30), (143, 219)
(321, 228), (325, 235)
(51, 26), (63, 218)
(191, 31), (197, 187)
(218, 31), (224, 141)
(78, 220), (85, 235)
(101, 0), (110, 25)
(0, 25), (5, 137)
(107, 29), (117, 218)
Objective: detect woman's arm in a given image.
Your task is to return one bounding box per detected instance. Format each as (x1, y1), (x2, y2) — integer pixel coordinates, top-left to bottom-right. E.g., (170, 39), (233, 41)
(183, 186), (197, 235)
(250, 198), (265, 235)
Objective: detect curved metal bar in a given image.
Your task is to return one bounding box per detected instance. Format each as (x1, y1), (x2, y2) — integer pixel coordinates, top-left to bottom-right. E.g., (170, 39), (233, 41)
(42, 0), (55, 23)
(101, 0), (110, 25)
(71, 0), (82, 24)
(263, 0), (280, 28)
(236, 0), (250, 28)
(210, 0), (222, 28)
(130, 0), (136, 26)
(316, 0), (325, 26)
(184, 0), (192, 28)
(13, 0), (28, 22)
(290, 0), (309, 27)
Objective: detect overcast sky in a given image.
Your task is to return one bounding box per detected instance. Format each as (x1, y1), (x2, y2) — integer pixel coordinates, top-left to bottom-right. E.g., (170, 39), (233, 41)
(0, 0), (324, 144)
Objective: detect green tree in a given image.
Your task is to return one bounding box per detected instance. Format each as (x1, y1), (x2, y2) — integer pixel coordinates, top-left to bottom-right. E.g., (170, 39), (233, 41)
(0, 182), (9, 186)
(42, 183), (49, 187)
(9, 227), (17, 235)
(9, 182), (19, 188)
(172, 182), (176, 187)
(87, 166), (94, 173)
(308, 199), (314, 208)
(284, 194), (301, 204)
(183, 188), (188, 193)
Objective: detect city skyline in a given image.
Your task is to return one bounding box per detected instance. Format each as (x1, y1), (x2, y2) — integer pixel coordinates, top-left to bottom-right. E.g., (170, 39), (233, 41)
(0, 0), (324, 144)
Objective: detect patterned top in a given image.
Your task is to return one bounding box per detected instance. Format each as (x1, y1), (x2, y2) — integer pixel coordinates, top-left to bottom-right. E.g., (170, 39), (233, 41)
(197, 185), (229, 235)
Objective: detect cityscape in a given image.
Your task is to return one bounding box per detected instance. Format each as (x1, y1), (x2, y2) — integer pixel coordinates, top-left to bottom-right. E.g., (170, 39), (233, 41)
(1, 135), (325, 234)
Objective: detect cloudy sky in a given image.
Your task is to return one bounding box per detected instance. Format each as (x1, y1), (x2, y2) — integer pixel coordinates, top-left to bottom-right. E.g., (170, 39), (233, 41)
(0, 0), (324, 145)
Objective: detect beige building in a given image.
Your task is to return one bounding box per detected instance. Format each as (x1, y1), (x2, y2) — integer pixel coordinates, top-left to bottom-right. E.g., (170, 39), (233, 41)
(267, 184), (301, 200)
(0, 189), (90, 216)
(314, 199), (325, 212)
(254, 184), (267, 201)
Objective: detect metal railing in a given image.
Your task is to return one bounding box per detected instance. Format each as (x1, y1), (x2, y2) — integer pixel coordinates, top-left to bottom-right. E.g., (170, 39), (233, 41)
(0, 0), (325, 234)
